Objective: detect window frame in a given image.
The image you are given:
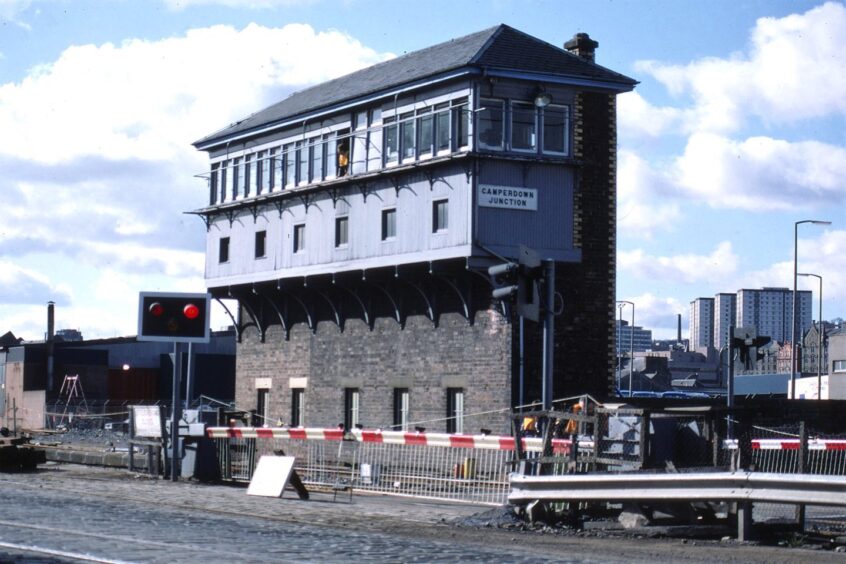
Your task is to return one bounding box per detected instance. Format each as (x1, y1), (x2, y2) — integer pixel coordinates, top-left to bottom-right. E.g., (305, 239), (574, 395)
(381, 208), (397, 241)
(541, 104), (570, 156)
(510, 100), (537, 153)
(446, 388), (464, 434)
(335, 215), (349, 248)
(293, 223), (306, 254)
(218, 236), (230, 264)
(254, 230), (267, 259)
(477, 98), (505, 151)
(432, 199), (448, 233)
(256, 388), (269, 427)
(393, 388), (409, 431)
(291, 388), (305, 427)
(344, 388), (360, 431)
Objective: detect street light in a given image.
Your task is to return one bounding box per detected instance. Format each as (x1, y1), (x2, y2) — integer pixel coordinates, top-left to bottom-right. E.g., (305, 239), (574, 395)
(617, 300), (635, 397)
(791, 220), (830, 399)
(798, 272), (823, 399)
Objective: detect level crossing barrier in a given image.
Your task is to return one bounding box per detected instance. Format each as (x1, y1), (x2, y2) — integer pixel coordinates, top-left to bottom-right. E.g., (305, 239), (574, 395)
(208, 426), (846, 506)
(207, 426), (588, 505)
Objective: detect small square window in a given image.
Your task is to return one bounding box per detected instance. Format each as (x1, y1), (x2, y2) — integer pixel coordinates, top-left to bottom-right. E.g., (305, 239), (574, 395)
(254, 230), (266, 259)
(432, 199), (448, 233)
(335, 216), (349, 247)
(218, 237), (230, 263)
(293, 224), (305, 253)
(381, 208), (396, 241)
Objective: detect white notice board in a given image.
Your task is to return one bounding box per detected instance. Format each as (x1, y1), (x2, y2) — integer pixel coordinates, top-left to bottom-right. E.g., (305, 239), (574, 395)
(132, 405), (163, 438)
(247, 456), (296, 498)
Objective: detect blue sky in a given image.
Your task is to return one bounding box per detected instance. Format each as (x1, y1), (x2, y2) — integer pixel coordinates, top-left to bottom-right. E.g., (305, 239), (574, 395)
(1, 0), (844, 340)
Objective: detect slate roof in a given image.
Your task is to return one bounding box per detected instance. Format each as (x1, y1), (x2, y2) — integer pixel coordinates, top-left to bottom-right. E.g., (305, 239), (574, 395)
(194, 24), (637, 149)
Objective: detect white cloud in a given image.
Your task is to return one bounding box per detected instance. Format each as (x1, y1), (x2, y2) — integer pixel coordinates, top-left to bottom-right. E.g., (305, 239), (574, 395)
(0, 23), (392, 339)
(620, 293), (686, 340)
(0, 23), (390, 163)
(617, 91), (685, 139)
(635, 2), (846, 134)
(673, 133), (846, 211)
(617, 149), (681, 238)
(619, 241), (739, 285)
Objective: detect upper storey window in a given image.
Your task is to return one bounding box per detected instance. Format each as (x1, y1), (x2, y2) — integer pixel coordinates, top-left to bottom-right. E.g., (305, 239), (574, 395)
(478, 98), (505, 150)
(511, 102), (536, 152)
(206, 96), (470, 206)
(479, 97), (570, 157)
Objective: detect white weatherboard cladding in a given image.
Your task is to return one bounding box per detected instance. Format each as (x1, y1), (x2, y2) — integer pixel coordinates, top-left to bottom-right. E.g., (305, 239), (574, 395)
(205, 165), (471, 287)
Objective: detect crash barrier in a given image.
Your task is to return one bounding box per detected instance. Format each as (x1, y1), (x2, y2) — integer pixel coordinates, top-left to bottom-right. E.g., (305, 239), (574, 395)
(508, 470), (846, 541)
(208, 426), (589, 505)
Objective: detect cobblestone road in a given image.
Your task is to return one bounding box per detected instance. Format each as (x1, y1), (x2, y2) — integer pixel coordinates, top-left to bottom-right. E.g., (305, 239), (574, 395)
(1, 462), (844, 563)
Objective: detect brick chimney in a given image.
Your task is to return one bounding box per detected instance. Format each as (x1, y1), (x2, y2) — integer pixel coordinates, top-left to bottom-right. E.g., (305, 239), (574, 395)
(564, 33), (599, 63)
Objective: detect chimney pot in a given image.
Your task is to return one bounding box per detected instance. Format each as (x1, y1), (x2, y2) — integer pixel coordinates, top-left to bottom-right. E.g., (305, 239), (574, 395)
(564, 32), (599, 63)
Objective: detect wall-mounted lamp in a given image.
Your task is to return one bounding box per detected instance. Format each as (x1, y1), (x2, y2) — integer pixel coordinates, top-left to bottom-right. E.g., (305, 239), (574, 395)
(534, 89), (552, 108)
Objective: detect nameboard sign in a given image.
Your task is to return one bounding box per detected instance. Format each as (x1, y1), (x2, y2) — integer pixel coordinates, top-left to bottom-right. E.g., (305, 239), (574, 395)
(132, 405), (163, 438)
(478, 185), (538, 211)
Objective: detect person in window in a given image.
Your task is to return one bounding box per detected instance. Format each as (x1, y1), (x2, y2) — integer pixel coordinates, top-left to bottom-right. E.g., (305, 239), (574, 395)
(337, 140), (349, 176)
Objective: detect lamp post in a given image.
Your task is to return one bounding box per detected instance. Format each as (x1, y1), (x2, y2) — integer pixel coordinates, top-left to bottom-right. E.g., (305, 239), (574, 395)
(798, 272), (823, 399)
(617, 300), (635, 396)
(791, 220), (830, 399)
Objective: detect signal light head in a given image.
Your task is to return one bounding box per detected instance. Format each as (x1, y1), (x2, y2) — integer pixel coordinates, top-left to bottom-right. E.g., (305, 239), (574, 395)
(148, 302), (164, 317)
(183, 303), (200, 320)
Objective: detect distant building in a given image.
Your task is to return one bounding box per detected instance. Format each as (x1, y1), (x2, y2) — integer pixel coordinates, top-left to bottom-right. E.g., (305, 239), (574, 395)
(2, 331), (236, 431)
(737, 287), (811, 343)
(689, 297), (714, 350)
(615, 320), (653, 354)
(55, 329), (83, 342)
(713, 293), (736, 350)
(651, 338), (688, 352)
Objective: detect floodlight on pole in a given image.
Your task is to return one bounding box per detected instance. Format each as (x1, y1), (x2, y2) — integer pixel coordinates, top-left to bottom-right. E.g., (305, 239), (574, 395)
(791, 220), (830, 399)
(798, 272), (823, 399)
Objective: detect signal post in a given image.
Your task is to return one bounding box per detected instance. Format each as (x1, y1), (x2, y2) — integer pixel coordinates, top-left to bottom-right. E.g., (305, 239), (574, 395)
(137, 292), (211, 481)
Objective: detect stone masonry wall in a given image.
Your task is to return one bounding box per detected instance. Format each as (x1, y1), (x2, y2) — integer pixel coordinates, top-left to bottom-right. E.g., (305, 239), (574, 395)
(235, 308), (513, 434)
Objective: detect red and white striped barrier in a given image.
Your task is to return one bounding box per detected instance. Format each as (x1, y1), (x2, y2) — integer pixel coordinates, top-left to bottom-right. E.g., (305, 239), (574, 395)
(751, 438), (846, 451)
(206, 426), (589, 454)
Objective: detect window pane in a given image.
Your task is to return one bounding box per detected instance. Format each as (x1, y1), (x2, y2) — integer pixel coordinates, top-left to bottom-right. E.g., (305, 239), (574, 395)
(233, 157), (242, 199)
(294, 224), (305, 253)
(255, 230), (266, 258)
(219, 161), (228, 202)
(335, 216), (348, 247)
(435, 103), (450, 151)
(384, 118), (398, 163)
(455, 99), (469, 148)
(352, 111), (368, 174)
(400, 112), (415, 161)
(511, 102), (536, 151)
(432, 199), (448, 232)
(312, 139), (323, 182)
(210, 164), (219, 205)
(284, 144), (296, 187)
(219, 237), (229, 263)
(291, 388), (304, 427)
(478, 99), (504, 150)
(337, 133), (350, 177)
(244, 154), (252, 197)
(543, 105), (569, 154)
(418, 109), (433, 155)
(255, 151), (264, 195)
(298, 142), (308, 185)
(393, 388), (409, 431)
(325, 134), (336, 179)
(368, 109), (382, 171)
(381, 209), (396, 240)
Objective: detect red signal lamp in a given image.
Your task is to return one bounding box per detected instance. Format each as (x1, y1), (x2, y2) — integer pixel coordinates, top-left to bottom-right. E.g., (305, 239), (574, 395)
(183, 303), (200, 320)
(148, 302), (164, 317)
